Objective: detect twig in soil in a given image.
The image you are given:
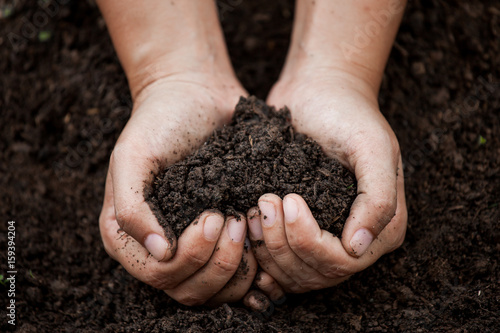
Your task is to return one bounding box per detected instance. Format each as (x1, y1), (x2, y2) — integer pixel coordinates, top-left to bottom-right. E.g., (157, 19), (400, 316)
(318, 168), (331, 177)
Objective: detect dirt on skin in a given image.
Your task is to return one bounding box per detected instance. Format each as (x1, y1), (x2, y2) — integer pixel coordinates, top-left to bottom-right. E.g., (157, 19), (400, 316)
(148, 96), (356, 238)
(0, 0), (499, 332)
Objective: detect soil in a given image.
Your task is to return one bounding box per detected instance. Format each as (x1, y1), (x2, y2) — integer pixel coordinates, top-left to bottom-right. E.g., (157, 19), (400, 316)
(0, 0), (499, 332)
(148, 96), (356, 238)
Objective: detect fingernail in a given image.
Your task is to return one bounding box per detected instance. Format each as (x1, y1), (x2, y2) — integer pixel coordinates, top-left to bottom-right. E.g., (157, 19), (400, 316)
(204, 214), (223, 241)
(144, 233), (169, 261)
(350, 228), (374, 256)
(248, 211), (263, 240)
(259, 201), (276, 227)
(227, 218), (245, 243)
(283, 196), (298, 223)
(243, 290), (271, 313)
(244, 237), (251, 251)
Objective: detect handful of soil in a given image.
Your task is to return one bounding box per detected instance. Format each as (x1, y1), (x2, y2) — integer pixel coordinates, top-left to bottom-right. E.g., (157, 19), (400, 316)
(147, 96), (357, 238)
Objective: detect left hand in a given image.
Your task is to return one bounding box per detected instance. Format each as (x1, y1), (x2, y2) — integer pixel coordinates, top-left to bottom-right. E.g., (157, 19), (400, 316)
(246, 68), (407, 293)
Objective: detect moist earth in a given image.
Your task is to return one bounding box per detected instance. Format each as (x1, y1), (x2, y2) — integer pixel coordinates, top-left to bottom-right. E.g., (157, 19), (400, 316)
(148, 96), (356, 238)
(0, 0), (499, 332)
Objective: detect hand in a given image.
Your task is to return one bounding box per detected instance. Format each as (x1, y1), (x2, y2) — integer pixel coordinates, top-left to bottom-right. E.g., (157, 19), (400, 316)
(245, 67), (407, 293)
(99, 72), (261, 305)
(96, 0), (279, 308)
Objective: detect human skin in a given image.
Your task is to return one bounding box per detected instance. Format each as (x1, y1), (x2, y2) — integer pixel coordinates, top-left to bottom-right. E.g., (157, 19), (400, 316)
(97, 0), (262, 306)
(247, 0), (408, 295)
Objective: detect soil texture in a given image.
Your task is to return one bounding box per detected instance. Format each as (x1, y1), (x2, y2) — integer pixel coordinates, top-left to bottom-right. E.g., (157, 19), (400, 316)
(0, 0), (499, 332)
(149, 96), (356, 237)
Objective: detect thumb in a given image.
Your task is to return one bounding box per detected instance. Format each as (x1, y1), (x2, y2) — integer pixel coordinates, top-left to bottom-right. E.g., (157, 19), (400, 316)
(110, 141), (176, 261)
(341, 133), (399, 257)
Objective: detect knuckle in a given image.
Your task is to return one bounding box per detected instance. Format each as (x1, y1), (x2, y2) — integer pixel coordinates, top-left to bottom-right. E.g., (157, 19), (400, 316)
(254, 254), (275, 270)
(372, 196), (397, 227)
(288, 233), (313, 253)
(144, 269), (180, 290)
(387, 211), (408, 252)
(213, 256), (240, 275)
(265, 239), (291, 259)
(183, 246), (211, 268)
(114, 205), (136, 230)
(391, 234), (405, 251)
(175, 292), (207, 306)
(294, 275), (326, 291)
(157, 280), (177, 290)
(100, 234), (117, 260)
(153, 274), (179, 290)
(143, 270), (169, 290)
(321, 265), (355, 279)
(288, 283), (306, 293)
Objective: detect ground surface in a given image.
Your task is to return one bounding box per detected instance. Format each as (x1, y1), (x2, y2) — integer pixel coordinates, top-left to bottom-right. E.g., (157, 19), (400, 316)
(0, 0), (499, 332)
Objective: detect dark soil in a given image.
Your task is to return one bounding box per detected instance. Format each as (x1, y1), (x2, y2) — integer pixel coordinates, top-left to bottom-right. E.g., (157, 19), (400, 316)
(149, 96), (356, 237)
(1, 0), (499, 332)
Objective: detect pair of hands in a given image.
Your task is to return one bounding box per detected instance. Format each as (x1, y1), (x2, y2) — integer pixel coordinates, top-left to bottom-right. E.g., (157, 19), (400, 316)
(99, 66), (407, 307)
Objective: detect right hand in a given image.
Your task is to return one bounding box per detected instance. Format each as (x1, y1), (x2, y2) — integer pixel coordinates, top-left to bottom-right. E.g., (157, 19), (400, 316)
(99, 72), (260, 305)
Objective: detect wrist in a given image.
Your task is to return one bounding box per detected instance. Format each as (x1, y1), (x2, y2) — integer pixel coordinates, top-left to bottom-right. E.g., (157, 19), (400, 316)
(98, 0), (237, 100)
(280, 0), (406, 96)
(127, 47), (237, 101)
(276, 60), (380, 103)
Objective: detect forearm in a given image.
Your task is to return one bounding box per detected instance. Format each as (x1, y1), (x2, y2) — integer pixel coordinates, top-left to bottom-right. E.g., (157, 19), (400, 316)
(283, 0), (406, 94)
(97, 0), (233, 99)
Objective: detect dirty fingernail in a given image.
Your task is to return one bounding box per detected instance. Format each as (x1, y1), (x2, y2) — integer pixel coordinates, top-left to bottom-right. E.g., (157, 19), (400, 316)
(244, 237), (251, 251)
(144, 233), (169, 261)
(243, 290), (272, 313)
(204, 214), (223, 241)
(228, 218), (245, 243)
(248, 211), (263, 240)
(259, 201), (276, 227)
(349, 228), (374, 256)
(283, 196), (298, 223)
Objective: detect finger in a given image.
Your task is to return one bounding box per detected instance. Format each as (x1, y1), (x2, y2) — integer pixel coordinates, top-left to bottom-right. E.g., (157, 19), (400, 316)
(101, 200), (225, 289)
(167, 215), (247, 306)
(284, 193), (398, 279)
(99, 170), (123, 262)
(253, 271), (286, 302)
(246, 206), (297, 290)
(243, 290), (272, 314)
(258, 194), (330, 291)
(341, 131), (400, 257)
(207, 238), (258, 304)
(110, 140), (176, 261)
(372, 157), (407, 254)
(283, 193), (358, 279)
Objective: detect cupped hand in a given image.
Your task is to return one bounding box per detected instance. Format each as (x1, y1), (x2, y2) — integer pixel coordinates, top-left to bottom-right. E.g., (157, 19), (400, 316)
(99, 73), (260, 305)
(247, 68), (407, 293)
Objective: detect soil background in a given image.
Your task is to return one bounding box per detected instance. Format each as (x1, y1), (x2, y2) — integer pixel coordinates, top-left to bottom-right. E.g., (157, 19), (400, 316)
(0, 0), (499, 332)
